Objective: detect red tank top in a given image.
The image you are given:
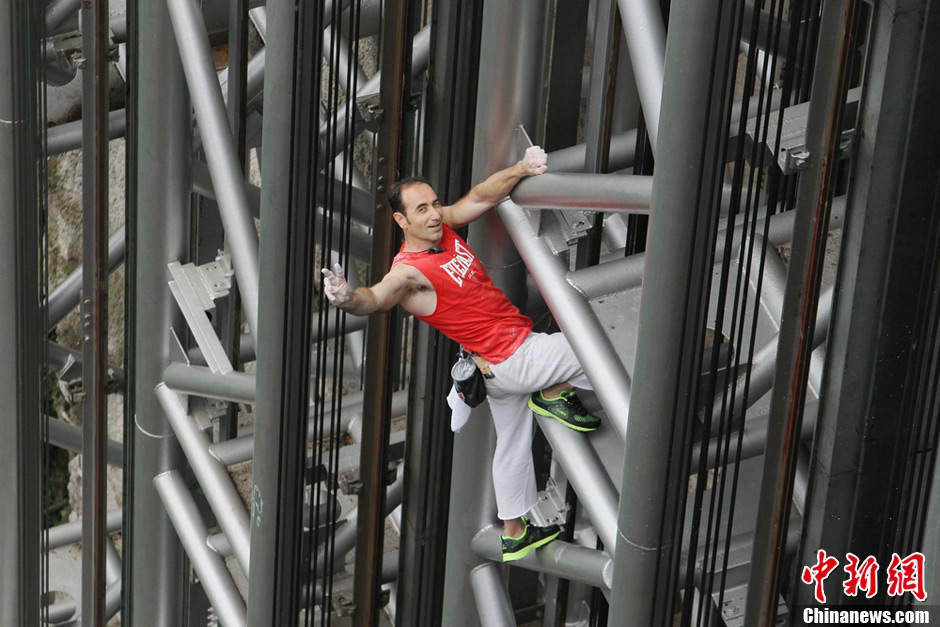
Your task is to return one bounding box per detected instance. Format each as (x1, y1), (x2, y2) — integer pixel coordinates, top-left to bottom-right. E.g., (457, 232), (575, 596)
(391, 225), (532, 363)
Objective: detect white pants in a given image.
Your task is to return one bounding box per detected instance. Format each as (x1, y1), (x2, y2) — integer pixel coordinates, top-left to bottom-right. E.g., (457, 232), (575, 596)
(485, 332), (592, 520)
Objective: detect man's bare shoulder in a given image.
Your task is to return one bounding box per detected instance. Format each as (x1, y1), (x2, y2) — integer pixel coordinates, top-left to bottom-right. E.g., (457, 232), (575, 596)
(387, 261), (433, 290)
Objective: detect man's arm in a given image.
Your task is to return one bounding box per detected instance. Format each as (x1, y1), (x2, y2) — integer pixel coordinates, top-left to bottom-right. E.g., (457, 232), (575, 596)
(323, 264), (415, 315)
(442, 146), (547, 228)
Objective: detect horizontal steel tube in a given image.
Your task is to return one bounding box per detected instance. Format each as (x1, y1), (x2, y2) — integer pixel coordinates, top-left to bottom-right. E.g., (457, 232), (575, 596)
(47, 341), (125, 386)
(46, 109), (126, 156)
(471, 526), (612, 591)
(569, 196), (847, 300)
(537, 416), (619, 550)
(164, 362), (255, 404)
(692, 402), (819, 469)
(47, 416), (123, 466)
(167, 0), (261, 338)
(47, 226), (126, 329)
(45, 509), (122, 550)
(498, 198), (630, 440)
(511, 173), (652, 212)
(156, 383), (251, 575)
(318, 471), (404, 565)
(154, 470), (247, 627)
(208, 495), (339, 557)
(208, 390), (406, 466)
(547, 129), (638, 173)
(469, 562), (515, 627)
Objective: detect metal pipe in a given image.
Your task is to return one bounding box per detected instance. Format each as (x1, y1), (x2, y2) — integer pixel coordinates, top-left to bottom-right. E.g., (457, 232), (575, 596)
(320, 471), (404, 565)
(497, 198), (630, 440)
(610, 1), (735, 621)
(155, 383), (251, 575)
(510, 173), (652, 212)
(79, 0), (112, 620)
(47, 226), (126, 330)
(164, 362), (255, 404)
(45, 509), (122, 551)
(568, 196), (846, 300)
(47, 416), (123, 466)
(166, 0), (261, 339)
(209, 390), (407, 466)
(537, 416), (619, 551)
(46, 0), (81, 33)
(154, 470), (247, 627)
(127, 0), (191, 620)
(471, 526), (613, 591)
(469, 563), (515, 627)
(47, 109), (126, 156)
(614, 0), (665, 152)
(746, 2), (859, 620)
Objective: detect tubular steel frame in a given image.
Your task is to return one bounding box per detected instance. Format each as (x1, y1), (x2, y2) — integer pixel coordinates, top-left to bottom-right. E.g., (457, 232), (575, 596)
(13, 0), (940, 625)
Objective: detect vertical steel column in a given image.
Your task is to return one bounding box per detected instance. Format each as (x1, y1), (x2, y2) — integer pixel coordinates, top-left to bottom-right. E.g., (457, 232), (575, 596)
(0, 2), (42, 623)
(609, 0), (732, 622)
(125, 0), (191, 621)
(79, 0), (110, 622)
(245, 0), (298, 622)
(441, 2), (548, 625)
(353, 1), (414, 623)
(746, 2), (859, 623)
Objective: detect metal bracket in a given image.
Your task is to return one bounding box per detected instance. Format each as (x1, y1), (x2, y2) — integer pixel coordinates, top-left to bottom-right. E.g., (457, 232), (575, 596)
(526, 476), (569, 527)
(167, 252), (235, 374)
(356, 92), (384, 131)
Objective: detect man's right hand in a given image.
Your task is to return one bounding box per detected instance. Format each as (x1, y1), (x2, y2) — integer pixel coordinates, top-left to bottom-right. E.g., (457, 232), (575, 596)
(321, 263), (351, 304)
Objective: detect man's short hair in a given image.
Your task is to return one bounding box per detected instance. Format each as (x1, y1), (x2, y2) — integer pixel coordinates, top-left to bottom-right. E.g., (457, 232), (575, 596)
(387, 176), (432, 215)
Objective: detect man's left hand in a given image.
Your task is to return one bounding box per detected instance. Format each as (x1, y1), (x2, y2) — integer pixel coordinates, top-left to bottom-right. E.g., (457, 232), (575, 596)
(520, 146), (548, 176)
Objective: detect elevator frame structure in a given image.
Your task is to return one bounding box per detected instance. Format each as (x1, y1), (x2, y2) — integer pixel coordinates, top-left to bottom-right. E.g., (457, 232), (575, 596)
(5, 0), (940, 625)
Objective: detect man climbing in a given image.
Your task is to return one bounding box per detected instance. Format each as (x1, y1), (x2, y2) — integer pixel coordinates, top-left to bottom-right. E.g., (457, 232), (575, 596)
(322, 146), (601, 562)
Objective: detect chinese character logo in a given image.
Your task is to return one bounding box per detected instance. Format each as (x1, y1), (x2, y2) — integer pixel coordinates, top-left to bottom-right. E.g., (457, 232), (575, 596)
(801, 549), (840, 603)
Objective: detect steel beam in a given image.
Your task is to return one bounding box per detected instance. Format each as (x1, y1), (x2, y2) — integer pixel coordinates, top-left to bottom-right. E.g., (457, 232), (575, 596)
(471, 526), (612, 592)
(0, 2), (42, 622)
(163, 362), (255, 404)
(126, 0), (192, 617)
(510, 173), (651, 212)
(746, 2), (859, 620)
(47, 416), (124, 466)
(156, 384), (250, 575)
(155, 470), (247, 627)
(46, 109), (126, 156)
(609, 0), (735, 622)
(498, 199), (630, 440)
(614, 0), (665, 152)
(166, 0), (261, 338)
(469, 563), (515, 627)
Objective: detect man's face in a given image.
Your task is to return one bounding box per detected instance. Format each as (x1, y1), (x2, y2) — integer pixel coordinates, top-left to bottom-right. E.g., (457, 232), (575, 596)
(394, 182), (444, 242)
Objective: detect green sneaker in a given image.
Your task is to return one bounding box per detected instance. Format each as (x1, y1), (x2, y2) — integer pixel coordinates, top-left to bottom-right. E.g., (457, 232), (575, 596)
(528, 390), (601, 432)
(500, 518), (561, 562)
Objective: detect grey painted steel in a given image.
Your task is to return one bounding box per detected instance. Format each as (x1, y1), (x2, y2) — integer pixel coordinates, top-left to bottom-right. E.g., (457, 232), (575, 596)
(498, 199), (630, 440)
(511, 173), (652, 212)
(0, 1), (42, 619)
(746, 2), (858, 619)
(47, 341), (125, 386)
(471, 526), (613, 592)
(246, 0), (298, 620)
(156, 383), (251, 574)
(127, 0), (190, 621)
(46, 510), (123, 550)
(164, 362), (255, 404)
(443, 3), (547, 625)
(79, 0), (111, 620)
(166, 0), (261, 338)
(469, 563), (516, 627)
(922, 446), (940, 603)
(47, 226), (126, 330)
(614, 0), (664, 152)
(46, 0), (81, 32)
(210, 390), (407, 466)
(320, 25), (431, 160)
(610, 0), (731, 621)
(536, 416), (618, 550)
(569, 196), (846, 300)
(47, 416), (124, 466)
(46, 109), (126, 156)
(547, 129), (638, 173)
(154, 470), (248, 627)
